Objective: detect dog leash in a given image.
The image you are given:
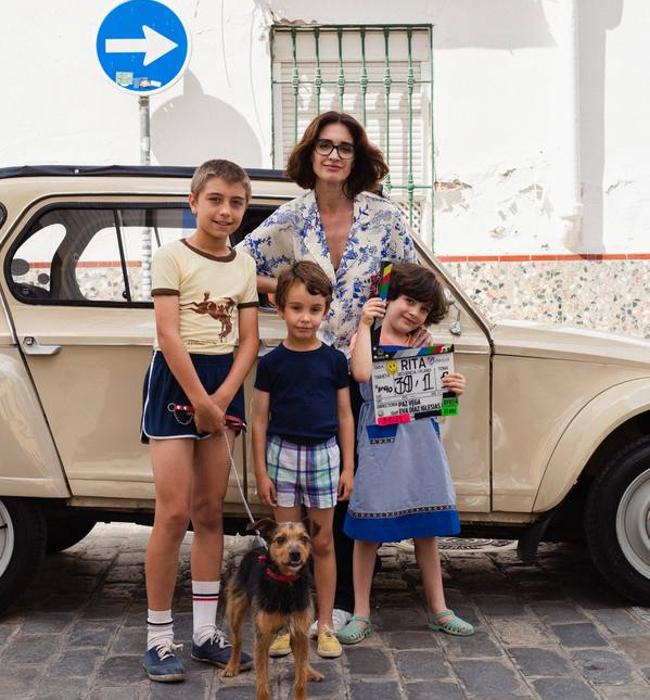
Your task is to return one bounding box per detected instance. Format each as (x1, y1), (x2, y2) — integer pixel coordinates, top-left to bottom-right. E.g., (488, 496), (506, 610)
(168, 403), (266, 548)
(225, 435), (267, 549)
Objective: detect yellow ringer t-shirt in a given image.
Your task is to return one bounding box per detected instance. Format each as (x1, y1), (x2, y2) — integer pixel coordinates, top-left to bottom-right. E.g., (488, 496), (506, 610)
(151, 239), (259, 355)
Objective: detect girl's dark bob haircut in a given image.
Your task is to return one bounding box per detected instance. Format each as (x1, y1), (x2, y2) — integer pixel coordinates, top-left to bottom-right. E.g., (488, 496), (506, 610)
(386, 263), (449, 325)
(285, 111), (389, 198)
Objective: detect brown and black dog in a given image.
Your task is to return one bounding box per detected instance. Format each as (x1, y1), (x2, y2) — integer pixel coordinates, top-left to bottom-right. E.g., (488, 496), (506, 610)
(221, 520), (323, 700)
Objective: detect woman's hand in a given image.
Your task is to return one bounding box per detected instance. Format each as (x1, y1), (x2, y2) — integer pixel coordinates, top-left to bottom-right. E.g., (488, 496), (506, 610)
(256, 473), (277, 507)
(442, 372), (466, 396)
(360, 297), (386, 326)
(337, 469), (354, 501)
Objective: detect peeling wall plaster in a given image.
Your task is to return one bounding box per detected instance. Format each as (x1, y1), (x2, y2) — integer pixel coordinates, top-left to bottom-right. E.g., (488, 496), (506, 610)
(433, 162), (562, 254)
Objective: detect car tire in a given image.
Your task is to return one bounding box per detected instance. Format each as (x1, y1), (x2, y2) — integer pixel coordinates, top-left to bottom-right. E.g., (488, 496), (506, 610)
(585, 436), (650, 605)
(0, 498), (46, 614)
(45, 514), (96, 554)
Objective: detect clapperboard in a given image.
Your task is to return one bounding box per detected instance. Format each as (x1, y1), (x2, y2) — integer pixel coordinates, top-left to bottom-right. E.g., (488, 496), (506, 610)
(370, 262), (459, 426)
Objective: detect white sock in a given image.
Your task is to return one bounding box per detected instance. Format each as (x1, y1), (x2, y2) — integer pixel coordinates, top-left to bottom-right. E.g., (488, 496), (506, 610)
(147, 609), (174, 651)
(192, 580), (220, 646)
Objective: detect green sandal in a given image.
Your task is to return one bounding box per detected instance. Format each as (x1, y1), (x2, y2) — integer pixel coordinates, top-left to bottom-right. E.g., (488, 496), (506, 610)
(427, 609), (474, 636)
(336, 615), (372, 645)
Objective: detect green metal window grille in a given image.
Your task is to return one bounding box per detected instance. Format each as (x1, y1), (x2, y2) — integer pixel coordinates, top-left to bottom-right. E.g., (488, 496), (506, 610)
(271, 24), (435, 247)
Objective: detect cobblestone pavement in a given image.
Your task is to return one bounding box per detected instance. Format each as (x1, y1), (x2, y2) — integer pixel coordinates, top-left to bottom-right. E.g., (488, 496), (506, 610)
(1, 523), (650, 699)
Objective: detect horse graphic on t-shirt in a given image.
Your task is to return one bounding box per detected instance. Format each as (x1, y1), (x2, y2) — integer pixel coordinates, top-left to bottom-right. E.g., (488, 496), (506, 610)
(180, 292), (235, 341)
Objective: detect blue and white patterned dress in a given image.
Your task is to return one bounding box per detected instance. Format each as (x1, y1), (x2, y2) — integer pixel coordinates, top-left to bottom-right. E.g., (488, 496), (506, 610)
(344, 349), (460, 543)
(239, 190), (417, 357)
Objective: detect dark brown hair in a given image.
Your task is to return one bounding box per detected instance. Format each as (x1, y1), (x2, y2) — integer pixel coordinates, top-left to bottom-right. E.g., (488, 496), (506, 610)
(386, 263), (449, 325)
(276, 261), (333, 310)
(191, 159), (251, 201)
(285, 111), (389, 198)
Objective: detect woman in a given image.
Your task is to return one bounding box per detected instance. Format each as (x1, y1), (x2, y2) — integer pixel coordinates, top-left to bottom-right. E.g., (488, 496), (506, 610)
(241, 110), (417, 356)
(240, 110), (417, 648)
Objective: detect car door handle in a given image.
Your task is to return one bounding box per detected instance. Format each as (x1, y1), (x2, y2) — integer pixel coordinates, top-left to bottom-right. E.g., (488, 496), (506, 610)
(21, 336), (62, 356)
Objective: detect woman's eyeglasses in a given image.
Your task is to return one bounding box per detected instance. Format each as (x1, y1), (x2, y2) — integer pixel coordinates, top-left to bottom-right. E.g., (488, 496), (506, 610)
(314, 139), (355, 159)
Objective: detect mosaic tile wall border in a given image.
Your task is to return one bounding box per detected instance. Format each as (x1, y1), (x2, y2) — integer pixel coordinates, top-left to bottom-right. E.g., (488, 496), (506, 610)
(440, 258), (650, 340)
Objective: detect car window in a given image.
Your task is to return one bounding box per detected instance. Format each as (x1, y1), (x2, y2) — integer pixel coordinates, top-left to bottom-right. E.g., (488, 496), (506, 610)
(7, 203), (278, 306)
(76, 224), (125, 301)
(115, 208), (197, 302)
(7, 206), (193, 305)
(11, 222), (66, 299)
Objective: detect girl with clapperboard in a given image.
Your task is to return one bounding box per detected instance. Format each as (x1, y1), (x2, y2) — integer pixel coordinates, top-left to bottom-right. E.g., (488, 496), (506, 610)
(337, 262), (475, 644)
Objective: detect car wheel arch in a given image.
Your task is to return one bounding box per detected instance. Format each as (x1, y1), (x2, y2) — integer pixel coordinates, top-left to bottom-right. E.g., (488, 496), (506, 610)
(533, 379), (650, 513)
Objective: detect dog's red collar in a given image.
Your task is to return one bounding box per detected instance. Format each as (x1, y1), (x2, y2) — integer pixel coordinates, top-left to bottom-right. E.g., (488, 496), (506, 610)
(258, 554), (301, 583)
(265, 567), (301, 583)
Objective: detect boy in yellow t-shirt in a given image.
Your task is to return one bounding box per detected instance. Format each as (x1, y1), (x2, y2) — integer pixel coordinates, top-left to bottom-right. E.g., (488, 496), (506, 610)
(140, 160), (258, 682)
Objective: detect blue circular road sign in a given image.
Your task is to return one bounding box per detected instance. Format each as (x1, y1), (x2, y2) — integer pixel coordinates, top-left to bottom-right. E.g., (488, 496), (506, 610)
(96, 0), (191, 96)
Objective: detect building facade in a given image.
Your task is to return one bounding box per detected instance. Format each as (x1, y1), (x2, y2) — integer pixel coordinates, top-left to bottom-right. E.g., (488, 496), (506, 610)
(1, 0), (648, 337)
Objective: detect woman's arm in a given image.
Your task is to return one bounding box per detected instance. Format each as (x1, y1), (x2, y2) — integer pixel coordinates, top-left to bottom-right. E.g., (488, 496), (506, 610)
(154, 295), (224, 433)
(256, 276), (278, 294)
(237, 203), (297, 285)
(251, 388), (276, 507)
(211, 306), (259, 411)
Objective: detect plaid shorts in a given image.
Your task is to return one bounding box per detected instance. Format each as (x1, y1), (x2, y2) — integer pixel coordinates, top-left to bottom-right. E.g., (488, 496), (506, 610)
(266, 435), (340, 509)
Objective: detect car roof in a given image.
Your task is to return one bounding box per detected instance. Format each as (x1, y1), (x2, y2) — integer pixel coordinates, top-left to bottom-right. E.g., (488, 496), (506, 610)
(0, 165), (288, 181)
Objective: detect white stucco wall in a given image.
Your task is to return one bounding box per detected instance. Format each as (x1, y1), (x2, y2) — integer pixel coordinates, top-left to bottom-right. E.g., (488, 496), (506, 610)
(0, 0), (648, 258)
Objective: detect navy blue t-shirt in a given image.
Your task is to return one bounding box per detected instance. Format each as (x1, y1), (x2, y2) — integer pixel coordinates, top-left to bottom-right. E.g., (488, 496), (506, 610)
(254, 343), (349, 444)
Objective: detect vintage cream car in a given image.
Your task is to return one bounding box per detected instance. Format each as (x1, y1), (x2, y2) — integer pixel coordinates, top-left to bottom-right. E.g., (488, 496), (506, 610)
(0, 165), (649, 613)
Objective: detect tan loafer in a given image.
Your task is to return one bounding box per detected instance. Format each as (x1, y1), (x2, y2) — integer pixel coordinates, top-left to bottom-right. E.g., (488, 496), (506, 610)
(317, 627), (342, 658)
(269, 632), (292, 657)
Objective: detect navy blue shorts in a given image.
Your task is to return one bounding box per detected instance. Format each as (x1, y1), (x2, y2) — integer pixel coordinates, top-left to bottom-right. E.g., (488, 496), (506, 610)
(140, 351), (246, 443)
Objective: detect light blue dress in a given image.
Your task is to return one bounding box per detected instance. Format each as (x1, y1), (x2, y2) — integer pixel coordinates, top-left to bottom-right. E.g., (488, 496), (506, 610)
(344, 350), (460, 543)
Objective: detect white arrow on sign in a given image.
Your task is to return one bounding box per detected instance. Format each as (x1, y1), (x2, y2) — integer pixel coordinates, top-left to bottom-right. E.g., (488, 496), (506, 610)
(105, 25), (178, 66)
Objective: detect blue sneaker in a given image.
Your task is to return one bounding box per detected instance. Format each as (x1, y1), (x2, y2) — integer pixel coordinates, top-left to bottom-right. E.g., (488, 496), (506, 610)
(142, 642), (185, 682)
(191, 629), (253, 670)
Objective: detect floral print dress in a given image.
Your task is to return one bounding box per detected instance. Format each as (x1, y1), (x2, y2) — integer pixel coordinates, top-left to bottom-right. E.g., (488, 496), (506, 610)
(239, 190), (417, 357)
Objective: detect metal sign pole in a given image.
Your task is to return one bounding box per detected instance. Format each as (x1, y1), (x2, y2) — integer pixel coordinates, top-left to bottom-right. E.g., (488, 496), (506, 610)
(139, 95), (152, 299)
(96, 0), (192, 302)
(139, 96), (151, 165)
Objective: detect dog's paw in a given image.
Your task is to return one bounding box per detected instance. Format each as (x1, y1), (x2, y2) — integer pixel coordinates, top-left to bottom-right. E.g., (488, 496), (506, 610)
(220, 665), (239, 678)
(307, 666), (324, 682)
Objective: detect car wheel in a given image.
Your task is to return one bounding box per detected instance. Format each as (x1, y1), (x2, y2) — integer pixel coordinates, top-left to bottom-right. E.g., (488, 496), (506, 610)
(45, 514), (96, 554)
(585, 436), (650, 605)
(0, 499), (46, 614)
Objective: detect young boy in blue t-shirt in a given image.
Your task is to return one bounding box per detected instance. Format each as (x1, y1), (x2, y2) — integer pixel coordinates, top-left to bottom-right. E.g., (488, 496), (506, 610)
(251, 261), (354, 660)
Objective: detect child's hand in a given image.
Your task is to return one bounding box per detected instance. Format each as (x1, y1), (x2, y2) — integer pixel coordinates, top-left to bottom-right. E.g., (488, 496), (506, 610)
(194, 399), (225, 433)
(360, 297), (386, 326)
(256, 473), (277, 507)
(407, 327), (434, 347)
(211, 388), (231, 414)
(442, 372), (466, 396)
(337, 469), (354, 501)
